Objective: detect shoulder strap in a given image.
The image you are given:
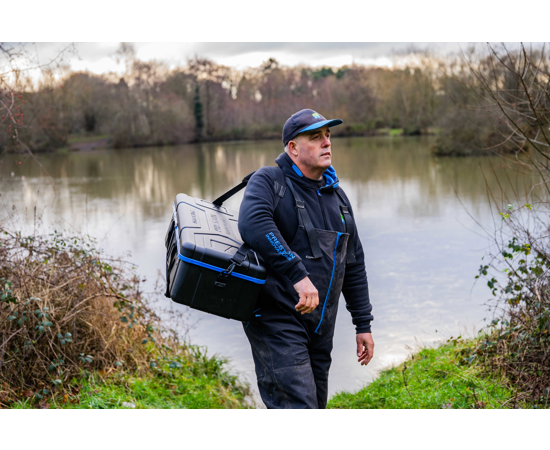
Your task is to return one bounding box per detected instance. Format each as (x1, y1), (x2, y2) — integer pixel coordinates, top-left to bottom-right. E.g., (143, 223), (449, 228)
(212, 167), (287, 208)
(266, 166), (286, 210)
(212, 171), (256, 206)
(285, 177), (323, 260)
(211, 167), (287, 288)
(335, 190), (357, 263)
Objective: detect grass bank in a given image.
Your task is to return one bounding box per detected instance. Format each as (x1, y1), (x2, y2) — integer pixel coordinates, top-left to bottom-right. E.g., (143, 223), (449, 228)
(0, 227), (251, 409)
(11, 345), (250, 409)
(328, 337), (519, 409)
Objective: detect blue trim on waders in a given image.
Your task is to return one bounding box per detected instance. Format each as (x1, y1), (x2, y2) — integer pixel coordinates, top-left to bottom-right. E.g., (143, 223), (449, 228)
(314, 232), (342, 334)
(173, 205), (265, 285)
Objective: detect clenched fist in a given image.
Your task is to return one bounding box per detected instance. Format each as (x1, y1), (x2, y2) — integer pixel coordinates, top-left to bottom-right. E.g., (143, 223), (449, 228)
(293, 276), (319, 315)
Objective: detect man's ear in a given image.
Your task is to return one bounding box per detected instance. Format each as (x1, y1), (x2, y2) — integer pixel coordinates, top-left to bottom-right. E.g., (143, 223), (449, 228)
(288, 139), (299, 157)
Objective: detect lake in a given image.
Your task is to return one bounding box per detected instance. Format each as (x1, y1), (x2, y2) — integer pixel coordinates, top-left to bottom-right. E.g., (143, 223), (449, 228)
(0, 136), (530, 405)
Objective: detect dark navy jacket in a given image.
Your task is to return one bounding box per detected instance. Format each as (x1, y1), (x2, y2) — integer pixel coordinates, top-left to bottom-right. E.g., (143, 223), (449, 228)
(238, 152), (373, 334)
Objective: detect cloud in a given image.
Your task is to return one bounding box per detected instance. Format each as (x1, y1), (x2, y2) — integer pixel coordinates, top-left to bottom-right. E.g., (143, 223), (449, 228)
(192, 42), (447, 60)
(11, 42), (466, 78)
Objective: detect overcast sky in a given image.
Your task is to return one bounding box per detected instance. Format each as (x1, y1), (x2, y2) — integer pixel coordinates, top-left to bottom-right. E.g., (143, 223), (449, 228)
(21, 42), (468, 76)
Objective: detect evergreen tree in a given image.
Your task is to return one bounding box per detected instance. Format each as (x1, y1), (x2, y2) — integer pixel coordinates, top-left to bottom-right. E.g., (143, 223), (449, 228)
(193, 83), (204, 141)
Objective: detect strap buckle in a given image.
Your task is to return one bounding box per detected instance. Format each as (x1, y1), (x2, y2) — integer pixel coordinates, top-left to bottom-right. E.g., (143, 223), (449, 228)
(229, 257), (244, 267)
(214, 260), (241, 288)
(296, 200), (305, 209)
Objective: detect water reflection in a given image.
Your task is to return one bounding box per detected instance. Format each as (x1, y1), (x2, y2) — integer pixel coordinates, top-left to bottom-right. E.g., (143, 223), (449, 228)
(0, 137), (535, 404)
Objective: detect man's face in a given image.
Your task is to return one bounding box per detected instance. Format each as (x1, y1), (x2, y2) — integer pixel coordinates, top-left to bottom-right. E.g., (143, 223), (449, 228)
(291, 125), (332, 173)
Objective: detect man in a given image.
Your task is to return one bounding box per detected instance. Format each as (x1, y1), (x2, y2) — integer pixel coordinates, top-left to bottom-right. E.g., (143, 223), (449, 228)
(238, 109), (374, 409)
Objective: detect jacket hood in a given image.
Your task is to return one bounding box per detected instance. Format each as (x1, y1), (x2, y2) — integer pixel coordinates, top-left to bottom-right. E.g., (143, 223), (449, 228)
(275, 152), (340, 192)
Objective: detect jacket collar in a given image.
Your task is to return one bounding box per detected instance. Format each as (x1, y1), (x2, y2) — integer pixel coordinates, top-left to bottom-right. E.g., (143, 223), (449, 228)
(275, 152), (340, 191)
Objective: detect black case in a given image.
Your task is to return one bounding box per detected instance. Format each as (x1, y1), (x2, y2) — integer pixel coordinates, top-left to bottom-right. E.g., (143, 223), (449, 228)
(164, 193), (266, 321)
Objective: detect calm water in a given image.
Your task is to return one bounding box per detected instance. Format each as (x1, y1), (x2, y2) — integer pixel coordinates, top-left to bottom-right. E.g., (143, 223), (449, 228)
(0, 137), (532, 405)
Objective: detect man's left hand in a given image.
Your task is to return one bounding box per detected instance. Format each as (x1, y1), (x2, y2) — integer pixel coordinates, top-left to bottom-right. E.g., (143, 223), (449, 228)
(356, 333), (374, 366)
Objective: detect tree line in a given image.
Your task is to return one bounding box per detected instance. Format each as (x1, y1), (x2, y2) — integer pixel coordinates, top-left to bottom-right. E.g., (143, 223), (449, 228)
(1, 43), (547, 155)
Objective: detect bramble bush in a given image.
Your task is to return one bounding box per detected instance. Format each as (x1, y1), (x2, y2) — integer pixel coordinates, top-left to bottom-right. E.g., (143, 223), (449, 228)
(0, 226), (250, 407)
(0, 227), (160, 404)
(474, 204), (550, 407)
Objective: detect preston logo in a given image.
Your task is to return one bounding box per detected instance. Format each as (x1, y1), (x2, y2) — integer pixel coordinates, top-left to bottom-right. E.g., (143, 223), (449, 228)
(312, 113), (322, 119)
(265, 232), (295, 261)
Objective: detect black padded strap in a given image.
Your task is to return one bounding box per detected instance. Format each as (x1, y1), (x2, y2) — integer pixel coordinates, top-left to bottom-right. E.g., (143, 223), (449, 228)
(212, 171), (256, 206)
(336, 190), (356, 263)
(215, 242), (251, 288)
(273, 180), (286, 198)
(285, 177), (323, 260)
(164, 219), (177, 298)
(266, 166), (286, 211)
(231, 242), (250, 265)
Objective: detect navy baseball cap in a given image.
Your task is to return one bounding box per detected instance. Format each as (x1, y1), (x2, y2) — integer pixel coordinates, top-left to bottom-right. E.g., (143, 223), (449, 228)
(282, 109), (343, 146)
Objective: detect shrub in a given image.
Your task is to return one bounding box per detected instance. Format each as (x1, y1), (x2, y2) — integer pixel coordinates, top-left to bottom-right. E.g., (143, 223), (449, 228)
(474, 206), (550, 407)
(0, 226), (251, 407)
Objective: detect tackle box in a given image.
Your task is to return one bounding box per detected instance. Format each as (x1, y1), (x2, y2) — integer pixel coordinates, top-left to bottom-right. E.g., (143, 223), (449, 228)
(164, 193), (266, 321)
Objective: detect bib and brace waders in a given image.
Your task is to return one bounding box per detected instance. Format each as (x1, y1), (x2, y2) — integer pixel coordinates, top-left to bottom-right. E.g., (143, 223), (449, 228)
(243, 176), (351, 409)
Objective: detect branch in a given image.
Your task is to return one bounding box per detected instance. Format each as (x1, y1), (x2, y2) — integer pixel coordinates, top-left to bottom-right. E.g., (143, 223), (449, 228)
(0, 43), (76, 77)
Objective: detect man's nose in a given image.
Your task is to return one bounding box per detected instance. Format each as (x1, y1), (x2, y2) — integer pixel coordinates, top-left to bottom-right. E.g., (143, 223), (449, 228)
(321, 135), (330, 146)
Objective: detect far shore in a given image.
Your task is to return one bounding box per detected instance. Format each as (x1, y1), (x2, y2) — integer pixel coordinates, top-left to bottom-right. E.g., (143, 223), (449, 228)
(5, 128), (437, 155)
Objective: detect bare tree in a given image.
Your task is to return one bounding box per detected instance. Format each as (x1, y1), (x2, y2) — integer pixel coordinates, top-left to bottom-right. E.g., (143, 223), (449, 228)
(460, 43), (550, 405)
(1, 43), (76, 185)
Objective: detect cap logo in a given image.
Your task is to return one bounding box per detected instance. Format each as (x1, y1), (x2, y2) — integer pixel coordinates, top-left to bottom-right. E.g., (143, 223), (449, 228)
(312, 113), (321, 119)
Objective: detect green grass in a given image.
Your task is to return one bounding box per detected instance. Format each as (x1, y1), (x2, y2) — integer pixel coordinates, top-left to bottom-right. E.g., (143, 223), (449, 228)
(56, 134), (111, 152)
(67, 134), (110, 145)
(328, 338), (516, 409)
(11, 346), (252, 409)
(376, 128), (404, 136)
(12, 372), (250, 409)
(427, 126), (443, 135)
(59, 371), (246, 409)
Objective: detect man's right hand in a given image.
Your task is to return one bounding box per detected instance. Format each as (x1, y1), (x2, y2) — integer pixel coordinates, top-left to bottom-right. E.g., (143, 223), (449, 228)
(293, 276), (319, 314)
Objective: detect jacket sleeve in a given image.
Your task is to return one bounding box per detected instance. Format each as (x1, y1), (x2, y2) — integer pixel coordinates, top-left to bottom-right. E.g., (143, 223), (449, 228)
(238, 168), (309, 285)
(340, 193), (374, 334)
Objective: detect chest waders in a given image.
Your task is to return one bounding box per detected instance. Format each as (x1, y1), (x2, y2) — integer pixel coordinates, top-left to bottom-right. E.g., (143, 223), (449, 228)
(244, 176), (350, 409)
